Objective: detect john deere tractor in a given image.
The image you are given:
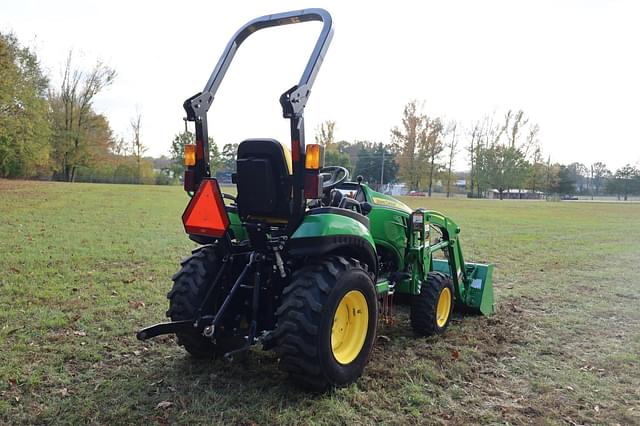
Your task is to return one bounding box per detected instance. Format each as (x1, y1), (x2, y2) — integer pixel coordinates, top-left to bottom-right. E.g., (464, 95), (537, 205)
(137, 8), (494, 390)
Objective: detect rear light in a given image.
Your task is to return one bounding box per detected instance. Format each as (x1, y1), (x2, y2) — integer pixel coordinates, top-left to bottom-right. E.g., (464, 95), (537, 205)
(305, 144), (324, 170)
(184, 144), (196, 166)
(182, 178), (230, 238)
(304, 172), (322, 199)
(183, 169), (196, 192)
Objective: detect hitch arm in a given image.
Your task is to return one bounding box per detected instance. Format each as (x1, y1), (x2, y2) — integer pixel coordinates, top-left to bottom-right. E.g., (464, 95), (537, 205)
(137, 319), (203, 341)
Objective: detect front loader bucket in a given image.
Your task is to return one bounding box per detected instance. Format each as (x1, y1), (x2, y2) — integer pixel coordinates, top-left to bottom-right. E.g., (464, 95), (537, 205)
(463, 262), (495, 315)
(432, 259), (495, 315)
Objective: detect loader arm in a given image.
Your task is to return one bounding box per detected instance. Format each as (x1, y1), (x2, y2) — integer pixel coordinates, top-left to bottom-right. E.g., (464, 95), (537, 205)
(425, 211), (495, 315)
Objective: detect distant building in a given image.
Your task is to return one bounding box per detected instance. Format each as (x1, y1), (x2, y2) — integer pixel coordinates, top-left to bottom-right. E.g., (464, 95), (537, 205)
(382, 183), (407, 196)
(489, 189), (543, 200)
(216, 171), (233, 184)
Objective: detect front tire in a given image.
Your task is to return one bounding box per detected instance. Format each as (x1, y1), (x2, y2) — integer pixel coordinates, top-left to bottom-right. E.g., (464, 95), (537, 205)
(410, 271), (454, 336)
(274, 256), (378, 391)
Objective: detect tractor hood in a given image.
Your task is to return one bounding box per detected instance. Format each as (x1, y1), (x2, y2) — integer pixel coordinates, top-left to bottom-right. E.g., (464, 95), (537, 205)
(366, 189), (412, 214)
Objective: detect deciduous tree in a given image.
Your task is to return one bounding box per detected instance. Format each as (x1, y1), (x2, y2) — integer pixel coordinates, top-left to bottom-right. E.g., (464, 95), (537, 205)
(444, 122), (458, 197)
(129, 112), (146, 181)
(49, 51), (116, 181)
(591, 162), (610, 196)
(391, 101), (427, 191)
(169, 130), (220, 178)
(421, 117), (444, 197)
(315, 120), (336, 147)
(608, 164), (640, 201)
(0, 32), (51, 178)
(221, 143), (239, 172)
(353, 142), (397, 189)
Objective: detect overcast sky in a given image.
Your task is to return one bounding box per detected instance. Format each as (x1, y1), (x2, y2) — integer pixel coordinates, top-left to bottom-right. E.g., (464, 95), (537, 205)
(3, 0), (639, 170)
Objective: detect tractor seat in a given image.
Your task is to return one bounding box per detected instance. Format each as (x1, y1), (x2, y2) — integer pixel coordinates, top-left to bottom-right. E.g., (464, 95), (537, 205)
(233, 139), (292, 224)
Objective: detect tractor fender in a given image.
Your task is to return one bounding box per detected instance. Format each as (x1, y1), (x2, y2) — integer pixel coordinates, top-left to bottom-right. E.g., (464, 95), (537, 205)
(287, 211), (377, 275)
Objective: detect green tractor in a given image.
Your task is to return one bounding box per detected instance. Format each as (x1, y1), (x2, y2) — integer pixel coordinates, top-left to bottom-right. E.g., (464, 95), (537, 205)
(137, 8), (494, 390)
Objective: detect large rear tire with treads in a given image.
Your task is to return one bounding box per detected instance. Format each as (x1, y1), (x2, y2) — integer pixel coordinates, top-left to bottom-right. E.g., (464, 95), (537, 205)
(273, 256), (378, 391)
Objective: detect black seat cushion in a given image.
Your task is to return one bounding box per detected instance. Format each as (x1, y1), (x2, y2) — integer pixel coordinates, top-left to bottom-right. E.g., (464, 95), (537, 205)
(235, 139), (291, 223)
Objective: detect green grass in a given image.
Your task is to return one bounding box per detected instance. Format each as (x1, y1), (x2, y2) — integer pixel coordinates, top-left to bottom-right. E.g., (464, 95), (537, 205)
(1, 180), (639, 425)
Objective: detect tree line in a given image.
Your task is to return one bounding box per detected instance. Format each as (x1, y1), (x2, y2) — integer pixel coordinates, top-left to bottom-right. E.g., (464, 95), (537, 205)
(2, 32), (638, 198)
(0, 32), (163, 184)
(386, 100), (640, 200)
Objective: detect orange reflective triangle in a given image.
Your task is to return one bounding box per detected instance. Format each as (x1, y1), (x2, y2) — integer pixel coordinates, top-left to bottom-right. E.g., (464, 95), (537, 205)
(182, 178), (230, 238)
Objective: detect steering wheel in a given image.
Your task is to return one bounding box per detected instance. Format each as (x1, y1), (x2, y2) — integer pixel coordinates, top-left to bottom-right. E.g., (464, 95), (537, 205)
(320, 166), (349, 191)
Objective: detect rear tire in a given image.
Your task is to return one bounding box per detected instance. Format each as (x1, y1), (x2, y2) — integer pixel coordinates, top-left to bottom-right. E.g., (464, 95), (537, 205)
(410, 272), (454, 336)
(273, 256), (378, 391)
(166, 246), (239, 358)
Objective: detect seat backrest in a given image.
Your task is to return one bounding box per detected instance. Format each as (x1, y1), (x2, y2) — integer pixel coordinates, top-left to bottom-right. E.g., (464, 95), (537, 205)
(234, 139), (292, 224)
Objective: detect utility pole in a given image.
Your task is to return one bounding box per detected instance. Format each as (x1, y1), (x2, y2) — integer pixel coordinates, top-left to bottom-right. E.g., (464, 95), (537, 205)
(380, 148), (385, 192)
(590, 164), (594, 200)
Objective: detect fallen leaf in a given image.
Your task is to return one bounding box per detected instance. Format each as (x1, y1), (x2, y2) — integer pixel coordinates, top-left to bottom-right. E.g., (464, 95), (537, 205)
(451, 349), (460, 360)
(156, 401), (173, 410)
(510, 304), (522, 313)
(151, 416), (169, 426)
(58, 388), (69, 397)
(129, 300), (145, 309)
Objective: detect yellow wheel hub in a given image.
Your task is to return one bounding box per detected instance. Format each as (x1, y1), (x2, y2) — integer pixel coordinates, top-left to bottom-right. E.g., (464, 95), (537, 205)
(331, 290), (369, 364)
(436, 287), (452, 327)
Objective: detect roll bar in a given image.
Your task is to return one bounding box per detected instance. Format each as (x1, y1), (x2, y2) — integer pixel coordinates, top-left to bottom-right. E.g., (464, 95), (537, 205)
(183, 9), (334, 231)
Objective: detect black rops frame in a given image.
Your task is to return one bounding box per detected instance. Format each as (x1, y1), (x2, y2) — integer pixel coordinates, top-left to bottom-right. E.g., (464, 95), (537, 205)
(182, 8), (334, 234)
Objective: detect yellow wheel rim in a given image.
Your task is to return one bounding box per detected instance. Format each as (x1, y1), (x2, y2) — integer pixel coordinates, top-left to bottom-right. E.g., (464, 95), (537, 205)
(331, 290), (369, 365)
(436, 287), (452, 328)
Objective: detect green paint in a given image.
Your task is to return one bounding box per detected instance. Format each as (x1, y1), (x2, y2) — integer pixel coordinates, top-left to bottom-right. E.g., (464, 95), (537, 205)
(375, 279), (390, 294)
(227, 210), (247, 242)
(361, 185), (494, 315)
(291, 213), (376, 248)
(369, 192), (412, 213)
(228, 182), (494, 316)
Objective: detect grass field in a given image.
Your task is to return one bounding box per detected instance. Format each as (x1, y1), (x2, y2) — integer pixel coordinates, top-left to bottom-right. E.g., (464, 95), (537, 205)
(1, 180), (639, 425)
